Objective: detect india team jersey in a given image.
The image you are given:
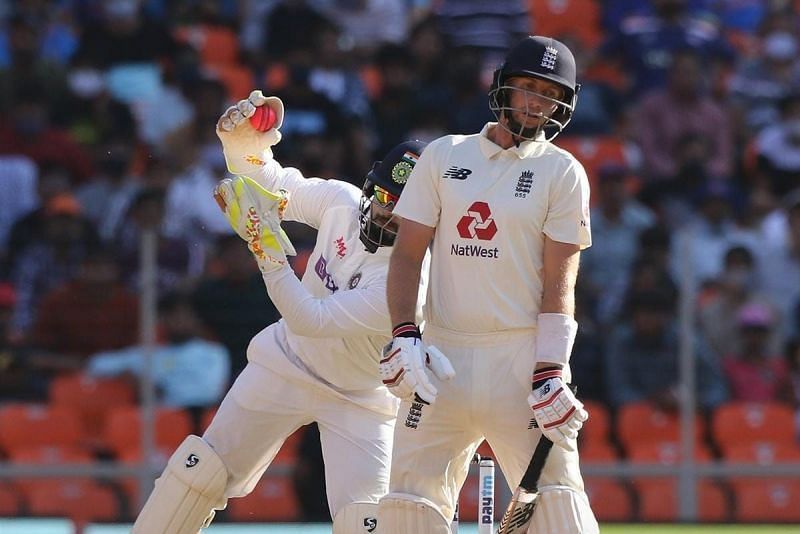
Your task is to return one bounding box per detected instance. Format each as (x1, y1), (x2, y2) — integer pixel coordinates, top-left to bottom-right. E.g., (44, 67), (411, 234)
(394, 123), (591, 334)
(249, 162), (427, 392)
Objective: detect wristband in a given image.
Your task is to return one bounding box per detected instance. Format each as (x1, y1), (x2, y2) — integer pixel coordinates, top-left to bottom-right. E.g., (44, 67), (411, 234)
(392, 322), (421, 339)
(536, 313), (578, 366)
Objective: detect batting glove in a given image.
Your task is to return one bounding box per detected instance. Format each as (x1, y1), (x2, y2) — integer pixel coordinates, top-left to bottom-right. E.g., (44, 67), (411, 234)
(528, 367), (588, 451)
(379, 323), (455, 405)
(213, 176), (295, 273)
(216, 90), (284, 175)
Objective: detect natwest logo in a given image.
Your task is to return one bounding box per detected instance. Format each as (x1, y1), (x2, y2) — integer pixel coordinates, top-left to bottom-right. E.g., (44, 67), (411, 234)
(456, 201), (498, 240)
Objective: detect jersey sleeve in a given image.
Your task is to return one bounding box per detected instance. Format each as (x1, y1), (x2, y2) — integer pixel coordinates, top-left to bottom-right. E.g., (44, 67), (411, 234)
(261, 267), (391, 338)
(543, 158), (592, 249)
(392, 140), (441, 227)
(249, 160), (360, 229)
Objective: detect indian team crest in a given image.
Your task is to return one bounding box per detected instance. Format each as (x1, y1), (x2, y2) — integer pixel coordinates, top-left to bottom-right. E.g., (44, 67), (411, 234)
(348, 271), (362, 289)
(391, 151), (420, 184)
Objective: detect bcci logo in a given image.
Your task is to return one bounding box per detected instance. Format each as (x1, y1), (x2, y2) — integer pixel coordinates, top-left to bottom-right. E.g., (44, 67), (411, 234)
(541, 46), (558, 70)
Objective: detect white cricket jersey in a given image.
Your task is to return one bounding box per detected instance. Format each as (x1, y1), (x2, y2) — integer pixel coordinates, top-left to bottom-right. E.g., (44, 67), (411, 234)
(248, 161), (427, 392)
(394, 123), (591, 334)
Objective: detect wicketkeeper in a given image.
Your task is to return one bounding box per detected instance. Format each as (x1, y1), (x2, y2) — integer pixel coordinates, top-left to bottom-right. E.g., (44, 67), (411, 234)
(131, 91), (453, 533)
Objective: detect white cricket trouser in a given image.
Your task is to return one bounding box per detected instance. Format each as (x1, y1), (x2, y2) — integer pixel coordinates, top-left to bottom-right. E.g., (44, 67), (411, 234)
(202, 323), (397, 517)
(388, 326), (595, 525)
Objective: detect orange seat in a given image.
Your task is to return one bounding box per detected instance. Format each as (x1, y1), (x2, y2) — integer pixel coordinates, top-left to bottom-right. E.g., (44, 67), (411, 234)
(584, 478), (633, 522)
(580, 441), (618, 463)
(200, 406), (218, 433)
(49, 372), (136, 447)
(636, 479), (728, 522)
(617, 402), (704, 453)
(0, 482), (20, 516)
(227, 476), (300, 522)
(712, 402), (795, 451)
(9, 446), (95, 494)
(723, 441), (800, 464)
(0, 403), (84, 454)
(627, 441), (713, 465)
(103, 406), (192, 457)
(581, 400), (611, 446)
(26, 480), (120, 526)
(528, 0), (604, 48)
(732, 480), (800, 522)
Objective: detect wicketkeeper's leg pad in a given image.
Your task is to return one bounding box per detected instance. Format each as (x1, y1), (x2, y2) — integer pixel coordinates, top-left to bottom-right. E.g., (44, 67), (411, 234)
(132, 435), (229, 534)
(377, 492), (451, 534)
(528, 485), (599, 534)
(332, 501), (379, 533)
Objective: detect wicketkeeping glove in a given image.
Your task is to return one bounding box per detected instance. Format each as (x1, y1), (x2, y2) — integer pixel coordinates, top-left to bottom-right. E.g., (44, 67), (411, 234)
(216, 90), (284, 175)
(379, 323), (456, 405)
(213, 176), (296, 273)
(528, 367), (588, 451)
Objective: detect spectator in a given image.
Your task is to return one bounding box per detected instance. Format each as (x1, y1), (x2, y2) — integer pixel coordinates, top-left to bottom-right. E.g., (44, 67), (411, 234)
(115, 187), (191, 294)
(600, 0), (733, 96)
(754, 93), (800, 197)
(76, 132), (141, 241)
(30, 248), (139, 364)
(86, 291), (229, 408)
(728, 30), (800, 133)
(192, 234), (280, 380)
(757, 193), (800, 333)
(635, 49), (734, 185)
(605, 289), (728, 411)
(722, 303), (790, 403)
(581, 164), (656, 316)
(8, 193), (99, 338)
(669, 180), (759, 288)
(699, 245), (784, 358)
(312, 0), (410, 55)
(0, 82), (94, 181)
(786, 338), (800, 431)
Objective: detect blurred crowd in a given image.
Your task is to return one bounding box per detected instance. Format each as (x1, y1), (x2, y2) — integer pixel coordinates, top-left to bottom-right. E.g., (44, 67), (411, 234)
(0, 0), (800, 518)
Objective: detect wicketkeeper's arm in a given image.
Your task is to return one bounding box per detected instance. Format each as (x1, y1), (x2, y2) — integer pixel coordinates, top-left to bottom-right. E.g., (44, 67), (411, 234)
(262, 268), (395, 338)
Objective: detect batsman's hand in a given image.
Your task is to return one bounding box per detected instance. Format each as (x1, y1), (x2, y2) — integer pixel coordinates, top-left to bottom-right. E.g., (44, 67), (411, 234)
(213, 175), (295, 273)
(379, 323), (455, 405)
(216, 90), (285, 175)
(528, 368), (588, 451)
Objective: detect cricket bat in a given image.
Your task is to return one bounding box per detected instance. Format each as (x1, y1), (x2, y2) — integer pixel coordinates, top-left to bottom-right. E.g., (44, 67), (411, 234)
(495, 435), (554, 533)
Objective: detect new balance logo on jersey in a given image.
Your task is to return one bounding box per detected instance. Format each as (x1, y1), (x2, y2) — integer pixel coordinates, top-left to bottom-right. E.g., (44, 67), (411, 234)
(515, 170), (534, 197)
(456, 201), (498, 240)
(443, 166), (472, 180)
(541, 46), (558, 70)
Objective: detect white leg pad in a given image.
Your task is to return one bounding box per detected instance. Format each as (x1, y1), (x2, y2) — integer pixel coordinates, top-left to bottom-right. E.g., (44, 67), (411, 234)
(528, 486), (599, 534)
(332, 501), (379, 533)
(377, 492), (451, 534)
(132, 435), (229, 534)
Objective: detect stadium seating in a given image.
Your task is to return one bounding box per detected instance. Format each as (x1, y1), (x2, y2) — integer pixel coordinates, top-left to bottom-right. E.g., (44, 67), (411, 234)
(584, 478), (633, 522)
(636, 479), (728, 522)
(711, 402), (796, 451)
(49, 372), (136, 450)
(226, 475), (300, 522)
(581, 400), (611, 447)
(527, 0), (604, 48)
(0, 482), (20, 516)
(616, 402), (705, 453)
(25, 480), (120, 526)
(731, 480), (800, 522)
(0, 403), (84, 454)
(103, 405), (192, 457)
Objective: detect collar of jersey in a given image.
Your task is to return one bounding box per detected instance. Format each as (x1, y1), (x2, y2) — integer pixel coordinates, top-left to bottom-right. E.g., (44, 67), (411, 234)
(479, 122), (549, 159)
